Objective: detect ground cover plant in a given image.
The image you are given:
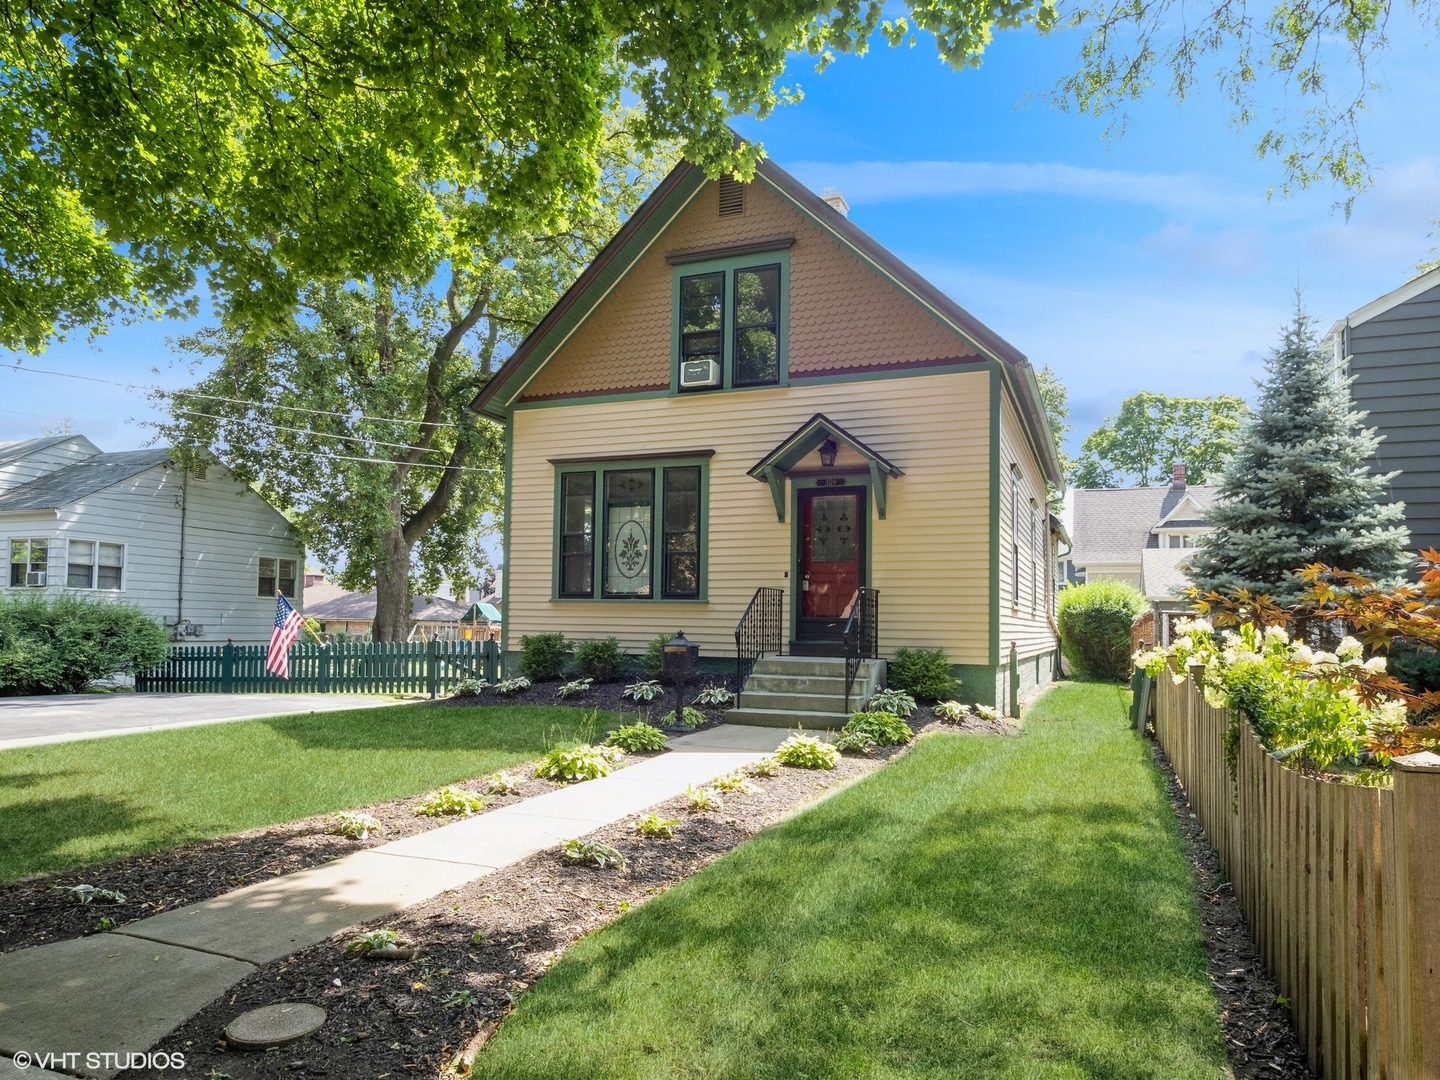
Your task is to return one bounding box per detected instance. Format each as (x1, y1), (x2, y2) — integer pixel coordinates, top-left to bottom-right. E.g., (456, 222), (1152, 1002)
(0, 704), (626, 882)
(604, 721), (668, 753)
(773, 733), (838, 769)
(414, 786), (486, 817)
(467, 683), (1227, 1079)
(1058, 578), (1148, 681)
(835, 711), (913, 753)
(532, 744), (624, 783)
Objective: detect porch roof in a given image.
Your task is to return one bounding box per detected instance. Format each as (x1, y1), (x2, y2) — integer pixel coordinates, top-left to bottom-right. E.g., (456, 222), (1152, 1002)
(747, 413), (904, 521)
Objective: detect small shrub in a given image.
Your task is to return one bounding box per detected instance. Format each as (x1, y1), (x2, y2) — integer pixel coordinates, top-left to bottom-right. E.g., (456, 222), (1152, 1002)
(886, 647), (960, 702)
(974, 704), (1001, 722)
(494, 676), (531, 695)
(774, 733), (838, 769)
(622, 678), (664, 702)
(868, 688), (916, 718)
(57, 884), (125, 905)
(519, 632), (571, 680)
(933, 700), (969, 723)
(693, 686), (735, 706)
(834, 728), (875, 753)
(485, 771), (524, 795)
(572, 637), (628, 682)
(633, 813), (680, 838)
(450, 677), (488, 697)
(564, 838), (628, 869)
(327, 811), (382, 839)
(661, 706), (705, 728)
(346, 929), (399, 956)
(534, 744), (624, 783)
(684, 784), (724, 811)
(605, 722), (668, 753)
(711, 770), (755, 794)
(556, 677), (593, 699)
(415, 786), (485, 817)
(0, 593), (169, 695)
(640, 634), (669, 679)
(1057, 579), (1147, 682)
(748, 757), (781, 778)
(841, 711), (913, 746)
(1391, 645), (1440, 697)
(95, 916), (116, 931)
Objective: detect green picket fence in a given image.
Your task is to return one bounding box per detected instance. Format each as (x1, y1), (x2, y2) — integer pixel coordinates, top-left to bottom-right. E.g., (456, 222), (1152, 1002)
(135, 639), (500, 696)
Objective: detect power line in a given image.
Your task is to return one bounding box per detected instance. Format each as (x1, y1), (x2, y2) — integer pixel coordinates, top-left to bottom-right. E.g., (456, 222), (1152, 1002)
(174, 407), (446, 455)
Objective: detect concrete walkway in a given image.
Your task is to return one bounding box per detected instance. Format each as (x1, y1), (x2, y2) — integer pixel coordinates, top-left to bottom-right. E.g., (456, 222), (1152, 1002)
(0, 732), (771, 1079)
(0, 693), (418, 751)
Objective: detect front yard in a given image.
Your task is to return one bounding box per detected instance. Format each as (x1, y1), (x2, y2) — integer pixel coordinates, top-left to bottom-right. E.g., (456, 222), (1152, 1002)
(0, 703), (629, 882)
(470, 682), (1228, 1079)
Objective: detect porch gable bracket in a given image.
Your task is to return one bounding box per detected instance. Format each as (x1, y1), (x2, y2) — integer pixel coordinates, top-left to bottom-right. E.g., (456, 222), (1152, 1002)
(748, 413), (903, 522)
(761, 466), (787, 522)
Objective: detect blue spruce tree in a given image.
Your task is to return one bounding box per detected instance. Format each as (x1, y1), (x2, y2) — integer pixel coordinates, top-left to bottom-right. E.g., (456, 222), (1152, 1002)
(1188, 299), (1410, 601)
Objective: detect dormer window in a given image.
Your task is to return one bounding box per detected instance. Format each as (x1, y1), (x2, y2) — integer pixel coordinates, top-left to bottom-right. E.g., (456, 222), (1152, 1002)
(672, 249), (788, 392)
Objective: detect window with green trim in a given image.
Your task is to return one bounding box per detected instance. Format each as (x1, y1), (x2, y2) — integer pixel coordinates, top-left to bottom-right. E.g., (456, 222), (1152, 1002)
(556, 462), (706, 600)
(675, 254), (787, 392)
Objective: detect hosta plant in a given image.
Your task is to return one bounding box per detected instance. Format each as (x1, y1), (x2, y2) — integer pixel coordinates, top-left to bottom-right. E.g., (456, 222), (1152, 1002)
(622, 679), (664, 702)
(346, 929), (400, 956)
(974, 704), (1001, 723)
(556, 677), (593, 699)
(564, 838), (628, 869)
(661, 706), (705, 728)
(839, 711), (913, 748)
(58, 884), (126, 905)
(605, 721), (668, 753)
(748, 757), (781, 778)
(684, 784), (724, 812)
(327, 811), (383, 839)
(485, 771), (524, 796)
(450, 678), (488, 697)
(693, 686), (735, 706)
(711, 770), (755, 794)
(774, 734), (838, 770)
(833, 728), (875, 754)
(494, 676), (532, 695)
(868, 688), (917, 718)
(933, 699), (969, 722)
(534, 744), (624, 783)
(633, 812), (680, 838)
(415, 786), (485, 817)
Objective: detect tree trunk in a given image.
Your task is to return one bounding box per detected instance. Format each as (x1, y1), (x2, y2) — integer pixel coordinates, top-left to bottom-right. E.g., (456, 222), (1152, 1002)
(373, 524), (414, 642)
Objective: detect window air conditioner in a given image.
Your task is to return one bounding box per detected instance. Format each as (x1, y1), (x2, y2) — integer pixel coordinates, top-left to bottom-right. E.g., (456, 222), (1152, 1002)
(679, 358), (721, 389)
(26, 571), (46, 587)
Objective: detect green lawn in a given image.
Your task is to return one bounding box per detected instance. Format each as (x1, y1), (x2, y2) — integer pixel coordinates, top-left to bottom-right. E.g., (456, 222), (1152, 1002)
(472, 683), (1227, 1080)
(0, 704), (627, 882)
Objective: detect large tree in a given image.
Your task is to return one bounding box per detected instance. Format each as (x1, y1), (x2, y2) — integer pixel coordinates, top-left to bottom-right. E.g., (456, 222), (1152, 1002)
(1070, 391), (1247, 488)
(159, 121), (674, 639)
(1, 0), (1062, 353)
(1035, 364), (1072, 481)
(1187, 301), (1410, 602)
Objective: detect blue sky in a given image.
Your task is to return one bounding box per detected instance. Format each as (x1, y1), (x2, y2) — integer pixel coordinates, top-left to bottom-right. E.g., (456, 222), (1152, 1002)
(4, 16), (1438, 458)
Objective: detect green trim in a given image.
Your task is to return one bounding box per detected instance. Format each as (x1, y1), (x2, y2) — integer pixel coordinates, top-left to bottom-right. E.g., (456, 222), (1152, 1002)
(952, 663), (1002, 708)
(550, 454), (710, 603)
(788, 475), (872, 643)
(670, 249), (791, 396)
(501, 419), (514, 674)
(988, 361), (1001, 669)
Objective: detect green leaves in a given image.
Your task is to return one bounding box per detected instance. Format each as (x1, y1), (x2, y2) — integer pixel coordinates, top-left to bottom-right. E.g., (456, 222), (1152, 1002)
(1070, 391), (1248, 488)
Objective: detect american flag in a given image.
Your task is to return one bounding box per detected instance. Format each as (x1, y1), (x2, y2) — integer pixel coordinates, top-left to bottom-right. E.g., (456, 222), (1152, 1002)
(266, 593), (305, 679)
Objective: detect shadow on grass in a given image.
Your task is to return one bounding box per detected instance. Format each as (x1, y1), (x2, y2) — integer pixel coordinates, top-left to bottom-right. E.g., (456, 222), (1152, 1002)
(262, 705), (628, 753)
(0, 793), (162, 882)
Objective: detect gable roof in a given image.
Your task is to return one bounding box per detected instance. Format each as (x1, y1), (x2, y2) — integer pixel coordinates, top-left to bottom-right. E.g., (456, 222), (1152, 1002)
(472, 155), (1064, 487)
(1070, 484), (1219, 565)
(0, 450), (172, 513)
(1334, 266), (1440, 333)
(0, 436), (71, 468)
(304, 587), (470, 624)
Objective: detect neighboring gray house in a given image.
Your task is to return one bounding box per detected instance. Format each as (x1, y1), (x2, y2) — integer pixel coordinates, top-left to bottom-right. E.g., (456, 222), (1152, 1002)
(1329, 266), (1440, 560)
(1067, 465), (1217, 634)
(0, 436), (303, 643)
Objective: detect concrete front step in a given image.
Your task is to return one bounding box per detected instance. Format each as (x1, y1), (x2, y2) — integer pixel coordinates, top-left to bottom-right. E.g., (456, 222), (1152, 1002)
(744, 673), (851, 695)
(752, 656), (883, 679)
(723, 707), (850, 730)
(737, 690), (852, 715)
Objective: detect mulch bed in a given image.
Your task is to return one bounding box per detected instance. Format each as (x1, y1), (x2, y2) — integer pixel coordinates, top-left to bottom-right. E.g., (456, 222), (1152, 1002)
(439, 674), (740, 733)
(122, 748), (906, 1080)
(1153, 741), (1314, 1079)
(0, 756), (655, 955)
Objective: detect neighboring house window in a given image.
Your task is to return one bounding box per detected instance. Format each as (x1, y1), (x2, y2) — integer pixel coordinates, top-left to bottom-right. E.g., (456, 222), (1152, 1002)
(9, 539), (48, 587)
(1010, 468), (1020, 606)
(1166, 534), (1196, 549)
(258, 557), (297, 598)
(675, 253), (787, 392)
(555, 461), (706, 600)
(66, 540), (125, 590)
(1029, 500), (1039, 612)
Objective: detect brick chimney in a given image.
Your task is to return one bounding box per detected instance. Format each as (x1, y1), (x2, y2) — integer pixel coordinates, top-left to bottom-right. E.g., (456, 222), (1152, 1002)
(1171, 462), (1187, 490)
(821, 188), (849, 217)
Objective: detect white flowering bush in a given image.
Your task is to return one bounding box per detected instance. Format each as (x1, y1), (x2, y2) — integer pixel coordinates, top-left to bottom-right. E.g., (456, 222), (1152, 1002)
(1136, 617), (1399, 773)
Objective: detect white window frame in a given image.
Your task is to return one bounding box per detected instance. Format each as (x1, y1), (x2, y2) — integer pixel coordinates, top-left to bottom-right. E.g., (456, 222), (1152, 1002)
(64, 538), (126, 591)
(8, 538), (50, 588)
(258, 556), (298, 599)
(1029, 499), (1039, 613)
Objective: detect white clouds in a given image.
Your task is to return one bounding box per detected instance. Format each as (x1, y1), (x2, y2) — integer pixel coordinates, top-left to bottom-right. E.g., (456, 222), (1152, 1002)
(1301, 160), (1440, 272)
(785, 159), (1251, 213)
(1141, 223), (1268, 275)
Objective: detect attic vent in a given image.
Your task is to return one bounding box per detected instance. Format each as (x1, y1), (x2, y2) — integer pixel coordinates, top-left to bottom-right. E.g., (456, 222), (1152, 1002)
(718, 176), (745, 217)
(191, 466), (208, 481)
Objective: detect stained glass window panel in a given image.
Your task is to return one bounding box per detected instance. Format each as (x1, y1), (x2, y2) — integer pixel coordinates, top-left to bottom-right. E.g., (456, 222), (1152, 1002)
(604, 470), (654, 598)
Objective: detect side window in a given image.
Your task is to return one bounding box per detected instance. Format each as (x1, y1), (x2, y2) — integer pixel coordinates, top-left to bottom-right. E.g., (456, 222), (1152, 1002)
(258, 557), (276, 597)
(67, 539), (95, 589)
(259, 557), (297, 597)
(278, 559), (297, 598)
(1010, 469), (1021, 606)
(9, 538), (48, 587)
(559, 472), (595, 598)
(662, 467), (701, 598)
(1029, 500), (1039, 612)
(98, 543), (124, 590)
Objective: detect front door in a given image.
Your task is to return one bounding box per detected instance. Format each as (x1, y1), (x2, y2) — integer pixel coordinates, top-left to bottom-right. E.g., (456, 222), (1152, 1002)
(797, 487), (865, 643)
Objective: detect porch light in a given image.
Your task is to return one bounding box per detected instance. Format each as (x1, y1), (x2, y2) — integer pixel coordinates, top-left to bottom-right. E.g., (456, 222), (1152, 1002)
(819, 438), (838, 468)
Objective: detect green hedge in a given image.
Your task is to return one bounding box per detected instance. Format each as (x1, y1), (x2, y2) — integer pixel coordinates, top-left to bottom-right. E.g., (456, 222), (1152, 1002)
(0, 593), (169, 695)
(1057, 580), (1147, 683)
(886, 647), (959, 702)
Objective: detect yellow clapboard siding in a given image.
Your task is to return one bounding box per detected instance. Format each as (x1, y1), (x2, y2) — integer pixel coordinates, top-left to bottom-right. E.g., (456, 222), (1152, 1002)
(997, 392), (1058, 661)
(509, 371), (992, 663)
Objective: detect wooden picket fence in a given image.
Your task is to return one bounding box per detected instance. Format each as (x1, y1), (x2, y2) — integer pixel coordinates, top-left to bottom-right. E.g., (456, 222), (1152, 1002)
(136, 639), (500, 696)
(1154, 674), (1440, 1078)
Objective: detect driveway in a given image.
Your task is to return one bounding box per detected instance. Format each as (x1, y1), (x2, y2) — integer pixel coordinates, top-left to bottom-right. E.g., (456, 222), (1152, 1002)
(0, 693), (419, 751)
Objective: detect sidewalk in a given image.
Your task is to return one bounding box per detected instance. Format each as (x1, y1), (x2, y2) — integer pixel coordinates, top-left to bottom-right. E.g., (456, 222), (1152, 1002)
(0, 728), (786, 1079)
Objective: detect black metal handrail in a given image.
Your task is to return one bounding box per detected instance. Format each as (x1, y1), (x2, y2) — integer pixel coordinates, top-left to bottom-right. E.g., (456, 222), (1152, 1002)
(735, 586), (784, 689)
(843, 587), (880, 712)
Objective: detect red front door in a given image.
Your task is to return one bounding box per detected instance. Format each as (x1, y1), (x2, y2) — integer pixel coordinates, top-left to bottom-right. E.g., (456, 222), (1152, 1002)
(798, 487), (864, 639)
